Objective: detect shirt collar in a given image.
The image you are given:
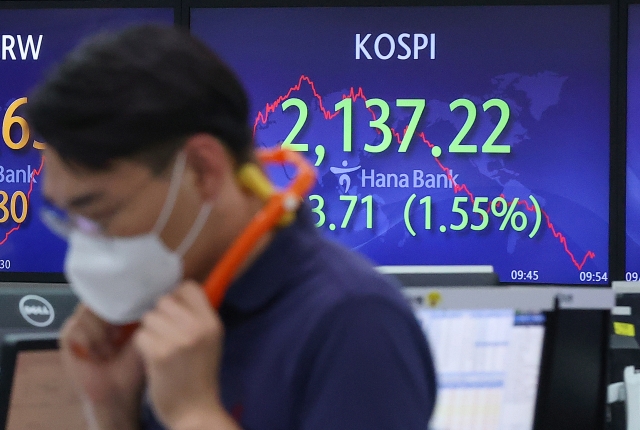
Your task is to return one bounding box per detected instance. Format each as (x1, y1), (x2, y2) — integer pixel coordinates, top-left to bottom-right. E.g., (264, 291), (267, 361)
(220, 206), (318, 317)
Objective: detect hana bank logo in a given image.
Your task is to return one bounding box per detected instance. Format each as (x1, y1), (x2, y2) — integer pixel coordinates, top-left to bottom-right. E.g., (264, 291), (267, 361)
(330, 160), (361, 193)
(19, 295), (55, 327)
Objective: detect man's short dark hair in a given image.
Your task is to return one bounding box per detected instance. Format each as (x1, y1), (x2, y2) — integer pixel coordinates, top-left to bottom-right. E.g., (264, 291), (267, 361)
(27, 24), (253, 173)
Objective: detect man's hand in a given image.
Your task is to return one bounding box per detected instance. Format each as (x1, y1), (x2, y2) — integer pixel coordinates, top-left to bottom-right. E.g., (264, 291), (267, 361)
(134, 281), (241, 430)
(59, 304), (145, 430)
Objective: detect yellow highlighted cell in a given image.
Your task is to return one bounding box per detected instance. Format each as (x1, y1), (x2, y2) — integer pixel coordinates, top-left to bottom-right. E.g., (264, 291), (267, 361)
(614, 322), (636, 337)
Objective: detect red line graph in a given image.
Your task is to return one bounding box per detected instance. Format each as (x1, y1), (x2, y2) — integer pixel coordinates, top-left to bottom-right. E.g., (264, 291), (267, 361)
(254, 75), (597, 271)
(0, 156), (45, 246)
(253, 76), (378, 134)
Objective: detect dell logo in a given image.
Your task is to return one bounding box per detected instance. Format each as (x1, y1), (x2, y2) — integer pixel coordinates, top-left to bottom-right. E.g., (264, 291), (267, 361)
(19, 295), (55, 327)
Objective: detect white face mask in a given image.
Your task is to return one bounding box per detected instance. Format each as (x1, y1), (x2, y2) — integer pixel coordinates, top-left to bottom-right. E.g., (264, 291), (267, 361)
(59, 153), (212, 324)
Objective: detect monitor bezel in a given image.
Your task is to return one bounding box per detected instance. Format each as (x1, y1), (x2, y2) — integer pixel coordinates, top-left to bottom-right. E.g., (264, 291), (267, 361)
(182, 0), (615, 27)
(1, 0), (180, 20)
(184, 0), (618, 286)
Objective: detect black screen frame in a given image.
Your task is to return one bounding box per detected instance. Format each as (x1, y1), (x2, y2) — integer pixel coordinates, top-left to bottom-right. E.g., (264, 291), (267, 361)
(1, 0), (180, 20)
(184, 0), (619, 286)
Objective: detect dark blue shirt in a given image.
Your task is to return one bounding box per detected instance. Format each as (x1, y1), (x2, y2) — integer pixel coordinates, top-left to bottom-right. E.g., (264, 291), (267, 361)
(142, 208), (436, 429)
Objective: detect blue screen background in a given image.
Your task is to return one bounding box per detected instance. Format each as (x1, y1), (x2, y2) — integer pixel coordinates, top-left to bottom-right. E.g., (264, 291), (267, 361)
(627, 5), (640, 279)
(192, 6), (610, 284)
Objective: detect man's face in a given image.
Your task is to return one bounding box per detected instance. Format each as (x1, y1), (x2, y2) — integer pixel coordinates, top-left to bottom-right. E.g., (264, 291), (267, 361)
(41, 134), (257, 285)
(41, 147), (199, 251)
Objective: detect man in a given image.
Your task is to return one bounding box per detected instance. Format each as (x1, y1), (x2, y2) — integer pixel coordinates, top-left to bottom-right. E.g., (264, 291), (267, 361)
(28, 25), (436, 430)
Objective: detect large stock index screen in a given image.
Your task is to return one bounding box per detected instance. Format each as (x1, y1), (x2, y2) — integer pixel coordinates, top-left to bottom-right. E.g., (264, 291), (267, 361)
(191, 5), (610, 285)
(627, 5), (640, 282)
(0, 8), (174, 277)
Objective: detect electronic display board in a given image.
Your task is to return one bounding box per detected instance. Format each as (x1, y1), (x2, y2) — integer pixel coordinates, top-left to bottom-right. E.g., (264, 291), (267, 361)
(0, 6), (175, 280)
(626, 4), (640, 282)
(191, 4), (610, 284)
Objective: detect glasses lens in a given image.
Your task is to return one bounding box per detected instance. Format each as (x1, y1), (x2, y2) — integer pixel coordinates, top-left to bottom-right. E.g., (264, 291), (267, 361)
(39, 201), (103, 238)
(39, 202), (71, 239)
(74, 216), (102, 235)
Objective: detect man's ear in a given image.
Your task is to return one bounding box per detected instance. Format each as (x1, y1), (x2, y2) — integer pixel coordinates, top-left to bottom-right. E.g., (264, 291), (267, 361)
(182, 133), (234, 200)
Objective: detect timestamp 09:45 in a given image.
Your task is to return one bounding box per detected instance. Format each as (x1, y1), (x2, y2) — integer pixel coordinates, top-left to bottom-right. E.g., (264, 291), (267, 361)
(510, 270), (539, 281)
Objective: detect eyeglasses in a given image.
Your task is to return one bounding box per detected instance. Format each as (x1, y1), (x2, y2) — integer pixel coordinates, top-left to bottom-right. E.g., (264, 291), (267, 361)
(40, 201), (103, 239)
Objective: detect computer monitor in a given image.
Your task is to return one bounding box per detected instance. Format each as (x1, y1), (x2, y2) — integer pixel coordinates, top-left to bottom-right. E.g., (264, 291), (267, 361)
(0, 2), (176, 282)
(0, 284), (77, 391)
(188, 1), (611, 285)
(418, 307), (544, 429)
(404, 286), (612, 430)
(0, 284), (77, 339)
(0, 332), (86, 430)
